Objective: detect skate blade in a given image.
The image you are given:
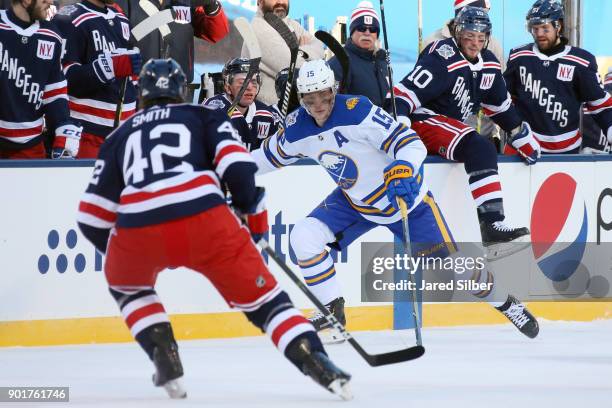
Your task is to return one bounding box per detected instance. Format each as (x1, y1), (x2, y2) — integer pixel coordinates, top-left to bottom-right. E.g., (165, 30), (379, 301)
(485, 239), (531, 261)
(163, 378), (187, 399)
(328, 378), (353, 401)
(318, 328), (346, 345)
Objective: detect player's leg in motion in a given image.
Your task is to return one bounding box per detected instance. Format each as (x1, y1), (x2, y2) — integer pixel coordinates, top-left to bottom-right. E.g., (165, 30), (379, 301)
(412, 116), (530, 258)
(290, 188), (375, 335)
(192, 206), (351, 399)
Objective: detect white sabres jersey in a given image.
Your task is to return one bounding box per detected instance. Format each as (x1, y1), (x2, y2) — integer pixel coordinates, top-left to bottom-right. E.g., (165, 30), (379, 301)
(252, 94), (428, 224)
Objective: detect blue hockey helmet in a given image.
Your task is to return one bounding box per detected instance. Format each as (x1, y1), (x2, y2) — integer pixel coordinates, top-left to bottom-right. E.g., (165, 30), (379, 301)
(526, 0), (564, 33)
(138, 58), (186, 107)
(454, 6), (492, 34)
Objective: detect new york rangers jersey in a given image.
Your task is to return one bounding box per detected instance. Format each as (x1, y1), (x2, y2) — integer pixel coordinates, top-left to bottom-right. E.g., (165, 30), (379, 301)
(505, 43), (612, 153)
(395, 38), (521, 132)
(203, 94), (279, 151)
(252, 94), (427, 224)
(0, 9), (69, 148)
(77, 103), (255, 248)
(54, 1), (137, 138)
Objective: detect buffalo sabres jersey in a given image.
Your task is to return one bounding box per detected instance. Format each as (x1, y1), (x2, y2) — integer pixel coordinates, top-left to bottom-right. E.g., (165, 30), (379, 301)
(0, 9), (69, 148)
(252, 94), (427, 225)
(54, 1), (137, 138)
(395, 37), (521, 132)
(77, 103), (255, 249)
(203, 94), (279, 151)
(505, 42), (612, 153)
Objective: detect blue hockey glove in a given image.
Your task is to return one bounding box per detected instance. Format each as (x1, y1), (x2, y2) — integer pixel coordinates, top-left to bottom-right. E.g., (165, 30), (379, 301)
(52, 123), (82, 159)
(383, 160), (420, 210)
(506, 122), (540, 165)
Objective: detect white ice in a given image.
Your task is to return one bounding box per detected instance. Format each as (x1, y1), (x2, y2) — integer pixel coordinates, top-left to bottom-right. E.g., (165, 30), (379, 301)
(2, 320), (612, 408)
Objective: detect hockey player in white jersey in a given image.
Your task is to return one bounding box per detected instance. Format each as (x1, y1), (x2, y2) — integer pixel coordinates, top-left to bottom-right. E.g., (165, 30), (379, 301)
(252, 60), (539, 339)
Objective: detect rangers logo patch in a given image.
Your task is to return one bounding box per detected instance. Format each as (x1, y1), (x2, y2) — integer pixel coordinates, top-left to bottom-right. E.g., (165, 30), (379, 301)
(172, 6), (191, 24)
(436, 44), (455, 60)
(257, 122), (271, 138)
(556, 64), (575, 82)
(346, 97), (359, 110)
(286, 110), (298, 127)
(479, 73), (495, 90)
(36, 40), (55, 60)
(121, 22), (130, 41)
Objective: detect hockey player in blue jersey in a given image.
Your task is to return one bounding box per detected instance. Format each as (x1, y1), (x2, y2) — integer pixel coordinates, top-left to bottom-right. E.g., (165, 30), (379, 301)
(394, 6), (538, 260)
(54, 0), (142, 158)
(0, 0), (82, 159)
(203, 58), (279, 151)
(504, 0), (612, 153)
(252, 59), (539, 339)
(76, 58), (351, 401)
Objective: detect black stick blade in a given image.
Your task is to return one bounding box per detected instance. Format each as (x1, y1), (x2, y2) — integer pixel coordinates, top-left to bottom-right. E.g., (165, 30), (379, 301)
(314, 31), (350, 93)
(362, 345), (425, 367)
(263, 12), (299, 50)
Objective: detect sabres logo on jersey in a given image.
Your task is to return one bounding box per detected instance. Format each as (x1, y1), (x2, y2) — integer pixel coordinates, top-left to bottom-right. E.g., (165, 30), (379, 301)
(318, 151), (358, 189)
(346, 97), (360, 110)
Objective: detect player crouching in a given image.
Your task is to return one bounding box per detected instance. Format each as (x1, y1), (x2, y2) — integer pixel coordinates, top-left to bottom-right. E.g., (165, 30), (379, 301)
(77, 58), (351, 401)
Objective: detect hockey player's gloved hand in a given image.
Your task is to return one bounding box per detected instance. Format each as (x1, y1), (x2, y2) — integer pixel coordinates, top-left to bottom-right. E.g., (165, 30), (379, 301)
(52, 123), (82, 159)
(506, 122), (540, 165)
(383, 160), (420, 210)
(244, 187), (268, 244)
(93, 49), (142, 82)
(192, 0), (220, 14)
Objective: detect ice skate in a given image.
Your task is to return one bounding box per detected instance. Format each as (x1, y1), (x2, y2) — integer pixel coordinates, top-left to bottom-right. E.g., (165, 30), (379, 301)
(495, 295), (539, 338)
(287, 338), (352, 400)
(309, 297), (346, 344)
(480, 221), (531, 260)
(150, 327), (187, 399)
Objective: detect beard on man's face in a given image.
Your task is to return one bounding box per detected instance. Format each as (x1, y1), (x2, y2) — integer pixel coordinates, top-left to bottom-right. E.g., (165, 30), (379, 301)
(262, 2), (289, 18)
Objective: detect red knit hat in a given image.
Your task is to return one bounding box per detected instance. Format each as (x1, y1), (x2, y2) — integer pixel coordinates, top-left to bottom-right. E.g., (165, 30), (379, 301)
(454, 0), (491, 14)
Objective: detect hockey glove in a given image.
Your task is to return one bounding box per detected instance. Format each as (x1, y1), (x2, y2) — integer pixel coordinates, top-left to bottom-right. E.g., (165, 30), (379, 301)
(192, 0), (220, 14)
(52, 123), (82, 159)
(506, 122), (540, 165)
(93, 49), (142, 83)
(244, 187), (268, 244)
(383, 160), (420, 210)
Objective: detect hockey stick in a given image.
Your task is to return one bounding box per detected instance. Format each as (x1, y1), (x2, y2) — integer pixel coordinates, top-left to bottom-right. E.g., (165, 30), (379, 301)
(227, 17), (262, 117)
(258, 238), (425, 366)
(379, 0), (398, 120)
(263, 12), (300, 117)
(113, 8), (176, 128)
(314, 31), (349, 93)
(397, 198), (423, 346)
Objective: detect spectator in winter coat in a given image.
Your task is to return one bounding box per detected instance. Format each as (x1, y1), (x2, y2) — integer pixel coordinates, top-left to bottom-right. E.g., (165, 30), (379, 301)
(329, 1), (392, 113)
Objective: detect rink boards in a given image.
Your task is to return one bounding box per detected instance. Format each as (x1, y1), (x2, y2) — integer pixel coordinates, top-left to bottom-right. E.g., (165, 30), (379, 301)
(2, 156), (612, 346)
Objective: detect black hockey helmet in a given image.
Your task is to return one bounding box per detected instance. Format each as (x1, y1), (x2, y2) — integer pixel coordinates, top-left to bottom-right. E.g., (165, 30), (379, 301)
(526, 0), (564, 33)
(138, 58), (186, 107)
(222, 57), (261, 86)
(275, 67), (290, 100)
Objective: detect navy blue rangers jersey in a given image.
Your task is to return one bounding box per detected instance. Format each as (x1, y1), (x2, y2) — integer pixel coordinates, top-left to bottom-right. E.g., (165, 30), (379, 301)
(394, 38), (521, 132)
(77, 104), (256, 248)
(0, 9), (69, 148)
(505, 43), (612, 153)
(203, 94), (279, 151)
(54, 1), (137, 138)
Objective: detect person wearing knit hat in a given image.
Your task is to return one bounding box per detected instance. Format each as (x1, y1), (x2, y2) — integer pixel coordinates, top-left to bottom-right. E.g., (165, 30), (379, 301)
(329, 1), (393, 113)
(422, 0), (503, 151)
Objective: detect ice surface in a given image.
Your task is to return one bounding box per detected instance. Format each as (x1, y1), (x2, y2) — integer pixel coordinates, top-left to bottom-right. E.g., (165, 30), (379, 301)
(2, 320), (611, 407)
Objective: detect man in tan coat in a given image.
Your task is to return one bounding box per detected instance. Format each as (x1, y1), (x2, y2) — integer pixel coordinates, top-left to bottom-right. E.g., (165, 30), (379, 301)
(243, 0), (324, 106)
(423, 0), (503, 149)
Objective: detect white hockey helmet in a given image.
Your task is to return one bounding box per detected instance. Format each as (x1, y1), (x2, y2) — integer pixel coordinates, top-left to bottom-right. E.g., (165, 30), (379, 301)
(296, 59), (337, 95)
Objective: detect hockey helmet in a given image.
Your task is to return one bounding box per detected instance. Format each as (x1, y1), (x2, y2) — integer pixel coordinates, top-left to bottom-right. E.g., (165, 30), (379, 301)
(526, 0), (564, 32)
(454, 6), (492, 35)
(295, 60), (337, 95)
(138, 58), (186, 107)
(222, 57), (261, 87)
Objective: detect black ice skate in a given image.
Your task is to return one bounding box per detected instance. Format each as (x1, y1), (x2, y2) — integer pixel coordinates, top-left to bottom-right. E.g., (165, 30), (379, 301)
(480, 221), (531, 260)
(150, 326), (187, 399)
(495, 295), (539, 339)
(309, 297), (346, 344)
(287, 338), (352, 400)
